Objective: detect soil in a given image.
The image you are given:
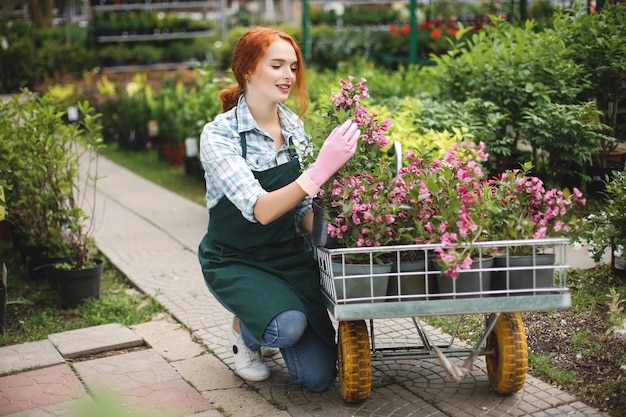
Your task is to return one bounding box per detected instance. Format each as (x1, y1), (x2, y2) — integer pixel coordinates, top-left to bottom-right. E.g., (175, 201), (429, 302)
(522, 269), (626, 417)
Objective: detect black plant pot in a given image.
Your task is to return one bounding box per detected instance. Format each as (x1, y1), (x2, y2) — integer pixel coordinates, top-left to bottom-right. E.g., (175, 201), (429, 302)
(311, 198), (340, 249)
(586, 165), (623, 196)
(51, 259), (103, 308)
(612, 249), (626, 278)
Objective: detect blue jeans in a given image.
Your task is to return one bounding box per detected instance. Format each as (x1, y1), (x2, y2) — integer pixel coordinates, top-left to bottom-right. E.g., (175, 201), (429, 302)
(209, 288), (337, 392)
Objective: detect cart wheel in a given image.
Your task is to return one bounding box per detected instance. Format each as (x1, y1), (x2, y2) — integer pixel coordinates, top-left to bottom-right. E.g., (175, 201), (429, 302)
(485, 313), (528, 394)
(337, 320), (372, 403)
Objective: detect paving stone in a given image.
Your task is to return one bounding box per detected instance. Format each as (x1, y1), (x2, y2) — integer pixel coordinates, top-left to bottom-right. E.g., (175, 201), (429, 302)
(0, 340), (64, 375)
(0, 364), (87, 416)
(131, 319), (204, 361)
(73, 349), (180, 392)
(203, 387), (290, 417)
(172, 353), (243, 391)
(183, 411), (224, 417)
(122, 378), (214, 417)
(3, 397), (95, 417)
(49, 322), (144, 359)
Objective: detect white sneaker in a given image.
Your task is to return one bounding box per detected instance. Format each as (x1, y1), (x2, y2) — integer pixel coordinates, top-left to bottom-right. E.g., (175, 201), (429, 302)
(228, 318), (271, 382)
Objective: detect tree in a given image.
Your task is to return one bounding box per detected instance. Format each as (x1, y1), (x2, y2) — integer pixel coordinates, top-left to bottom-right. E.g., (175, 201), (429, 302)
(27, 0), (54, 29)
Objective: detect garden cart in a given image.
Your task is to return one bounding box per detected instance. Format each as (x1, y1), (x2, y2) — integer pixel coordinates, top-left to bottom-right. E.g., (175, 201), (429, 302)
(314, 238), (572, 403)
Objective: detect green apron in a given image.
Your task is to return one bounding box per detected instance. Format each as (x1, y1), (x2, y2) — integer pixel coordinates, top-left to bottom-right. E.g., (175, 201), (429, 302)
(198, 132), (335, 346)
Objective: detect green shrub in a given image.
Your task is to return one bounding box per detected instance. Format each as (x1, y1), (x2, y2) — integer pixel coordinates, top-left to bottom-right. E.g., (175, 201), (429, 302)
(96, 44), (134, 66)
(555, 3), (626, 165)
(35, 24), (88, 47)
(0, 19), (37, 93)
(425, 16), (603, 182)
(95, 73), (152, 150)
(307, 25), (380, 71)
(36, 40), (96, 79)
(177, 63), (227, 139)
(130, 44), (163, 65)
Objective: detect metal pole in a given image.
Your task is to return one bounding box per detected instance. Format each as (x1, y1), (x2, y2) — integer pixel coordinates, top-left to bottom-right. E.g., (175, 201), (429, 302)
(409, 0), (417, 64)
(302, 0), (311, 62)
(221, 0), (228, 41)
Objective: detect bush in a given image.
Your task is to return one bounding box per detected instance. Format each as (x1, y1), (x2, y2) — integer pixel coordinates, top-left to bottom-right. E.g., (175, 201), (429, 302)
(96, 44), (134, 66)
(36, 40), (96, 79)
(425, 16), (605, 183)
(555, 3), (626, 164)
(0, 20), (96, 92)
(130, 44), (163, 65)
(35, 25), (89, 47)
(307, 25), (380, 71)
(0, 19), (37, 93)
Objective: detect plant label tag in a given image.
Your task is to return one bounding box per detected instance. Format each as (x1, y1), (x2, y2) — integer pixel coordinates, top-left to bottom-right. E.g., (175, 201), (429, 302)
(185, 137), (199, 157)
(148, 120), (159, 137)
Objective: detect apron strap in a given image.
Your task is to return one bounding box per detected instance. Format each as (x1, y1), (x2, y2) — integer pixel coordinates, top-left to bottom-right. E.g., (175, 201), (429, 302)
(240, 132), (297, 160)
(236, 108), (297, 160)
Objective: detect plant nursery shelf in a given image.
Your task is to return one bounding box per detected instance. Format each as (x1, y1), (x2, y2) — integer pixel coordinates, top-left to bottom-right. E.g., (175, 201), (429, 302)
(97, 30), (212, 43)
(92, 1), (216, 12)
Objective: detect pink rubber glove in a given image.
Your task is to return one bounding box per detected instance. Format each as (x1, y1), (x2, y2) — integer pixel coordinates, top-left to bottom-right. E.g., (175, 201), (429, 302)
(296, 119), (360, 196)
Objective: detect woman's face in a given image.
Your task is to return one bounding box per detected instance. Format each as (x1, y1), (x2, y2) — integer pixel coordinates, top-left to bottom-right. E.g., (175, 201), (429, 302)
(247, 38), (297, 104)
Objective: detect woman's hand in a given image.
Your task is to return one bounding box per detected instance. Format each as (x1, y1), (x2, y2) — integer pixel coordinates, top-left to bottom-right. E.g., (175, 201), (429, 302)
(295, 120), (360, 196)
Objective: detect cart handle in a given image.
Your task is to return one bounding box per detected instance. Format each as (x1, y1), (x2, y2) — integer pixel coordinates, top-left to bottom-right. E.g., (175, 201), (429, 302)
(387, 141), (403, 175)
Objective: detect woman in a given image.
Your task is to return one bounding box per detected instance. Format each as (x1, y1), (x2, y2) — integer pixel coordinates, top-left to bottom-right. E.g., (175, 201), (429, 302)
(197, 27), (360, 392)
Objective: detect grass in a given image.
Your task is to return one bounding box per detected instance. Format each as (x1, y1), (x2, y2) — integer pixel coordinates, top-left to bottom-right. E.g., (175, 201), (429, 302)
(0, 142), (202, 348)
(528, 351), (581, 386)
(99, 143), (206, 206)
(0, 142), (203, 348)
(0, 240), (165, 346)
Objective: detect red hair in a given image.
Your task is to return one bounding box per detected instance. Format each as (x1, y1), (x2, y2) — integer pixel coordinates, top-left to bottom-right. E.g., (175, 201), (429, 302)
(218, 27), (309, 118)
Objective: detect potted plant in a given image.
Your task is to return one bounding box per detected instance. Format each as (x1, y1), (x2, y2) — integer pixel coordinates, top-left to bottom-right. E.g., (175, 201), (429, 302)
(391, 140), (497, 296)
(484, 161), (586, 291)
(95, 74), (151, 151)
(0, 89), (104, 307)
(574, 170), (626, 277)
(44, 97), (104, 308)
(152, 80), (187, 166)
(0, 91), (74, 274)
(306, 76), (396, 300)
(486, 161), (586, 253)
(308, 76), (394, 247)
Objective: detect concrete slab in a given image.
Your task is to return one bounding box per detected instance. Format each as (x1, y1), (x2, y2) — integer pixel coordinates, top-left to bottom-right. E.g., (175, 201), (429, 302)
(0, 364), (87, 416)
(171, 354), (243, 391)
(48, 322), (144, 359)
(203, 387), (291, 417)
(121, 378), (215, 417)
(3, 398), (95, 417)
(73, 349), (180, 392)
(0, 340), (64, 375)
(131, 319), (204, 361)
(183, 411), (224, 417)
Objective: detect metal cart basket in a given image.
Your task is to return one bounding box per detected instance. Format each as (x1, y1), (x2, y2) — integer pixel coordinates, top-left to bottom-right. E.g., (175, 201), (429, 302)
(315, 238), (572, 403)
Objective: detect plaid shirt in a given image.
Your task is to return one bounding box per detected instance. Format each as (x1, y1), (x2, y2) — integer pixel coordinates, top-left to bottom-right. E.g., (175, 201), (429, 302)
(199, 96), (312, 234)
